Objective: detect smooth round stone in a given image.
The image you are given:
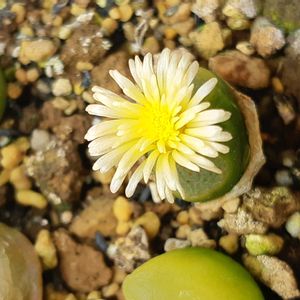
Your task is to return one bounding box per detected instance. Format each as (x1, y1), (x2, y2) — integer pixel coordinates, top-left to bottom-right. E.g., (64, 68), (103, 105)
(123, 247), (264, 300)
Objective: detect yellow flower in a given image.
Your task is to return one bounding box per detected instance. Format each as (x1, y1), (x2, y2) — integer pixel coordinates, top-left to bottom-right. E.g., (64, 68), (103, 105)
(85, 49), (232, 203)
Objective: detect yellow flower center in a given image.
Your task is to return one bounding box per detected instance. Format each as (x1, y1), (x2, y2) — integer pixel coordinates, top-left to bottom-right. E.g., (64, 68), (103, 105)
(140, 103), (179, 151)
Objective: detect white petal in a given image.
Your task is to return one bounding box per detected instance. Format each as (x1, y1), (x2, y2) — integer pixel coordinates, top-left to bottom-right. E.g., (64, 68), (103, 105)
(206, 131), (233, 142)
(143, 150), (159, 183)
(155, 158), (167, 200)
(86, 104), (119, 118)
(180, 135), (218, 158)
(176, 142), (195, 155)
(125, 160), (147, 197)
(109, 70), (147, 104)
(149, 181), (162, 203)
(182, 61), (199, 86)
(85, 120), (121, 141)
(209, 141), (230, 154)
(165, 186), (175, 203)
(114, 144), (150, 180)
(129, 58), (142, 89)
(175, 103), (210, 130)
(188, 78), (218, 108)
(190, 109), (231, 126)
(92, 145), (124, 172)
(88, 136), (116, 156)
(185, 126), (223, 138)
(161, 153), (176, 191)
(157, 48), (171, 93)
(190, 154), (222, 174)
(172, 150), (200, 172)
(110, 172), (127, 193)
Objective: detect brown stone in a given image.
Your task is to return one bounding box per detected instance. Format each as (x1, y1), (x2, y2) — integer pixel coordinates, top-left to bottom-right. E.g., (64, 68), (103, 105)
(69, 197), (117, 238)
(209, 50), (270, 89)
(25, 138), (84, 203)
(54, 230), (112, 292)
(243, 187), (300, 228)
(91, 50), (131, 95)
(60, 24), (107, 68)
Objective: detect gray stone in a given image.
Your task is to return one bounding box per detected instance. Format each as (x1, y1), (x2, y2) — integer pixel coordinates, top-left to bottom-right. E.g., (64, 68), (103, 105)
(107, 226), (150, 272)
(250, 17), (285, 57)
(243, 255), (300, 299)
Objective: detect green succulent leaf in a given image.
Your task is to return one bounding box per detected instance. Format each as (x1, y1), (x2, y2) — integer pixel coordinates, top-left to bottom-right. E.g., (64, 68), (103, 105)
(177, 68), (250, 202)
(123, 248), (264, 300)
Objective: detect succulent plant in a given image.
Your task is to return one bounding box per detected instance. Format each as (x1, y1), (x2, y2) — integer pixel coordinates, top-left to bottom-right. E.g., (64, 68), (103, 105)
(123, 247), (264, 300)
(0, 223), (42, 300)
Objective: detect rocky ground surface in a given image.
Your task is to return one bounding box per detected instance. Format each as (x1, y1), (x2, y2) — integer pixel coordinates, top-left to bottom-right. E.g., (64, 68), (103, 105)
(0, 0), (300, 299)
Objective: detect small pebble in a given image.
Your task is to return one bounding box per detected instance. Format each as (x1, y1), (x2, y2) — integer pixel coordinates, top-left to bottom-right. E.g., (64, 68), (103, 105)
(15, 137), (30, 152)
(0, 169), (10, 186)
(15, 189), (47, 209)
(227, 17), (250, 30)
(275, 169), (293, 186)
(176, 224), (191, 239)
(9, 165), (32, 190)
(142, 36), (160, 54)
(113, 196), (133, 222)
(119, 4), (133, 22)
(10, 3), (26, 24)
(113, 267), (127, 284)
(222, 198), (240, 213)
(1, 143), (23, 169)
(52, 78), (72, 96)
(26, 68), (40, 82)
(30, 129), (51, 152)
(102, 17), (118, 35)
(286, 212), (300, 239)
(73, 82), (84, 95)
(176, 210), (189, 225)
(164, 238), (191, 252)
(7, 82), (23, 99)
(135, 211), (160, 239)
(87, 290), (102, 300)
(244, 233), (284, 256)
(61, 211), (73, 224)
(189, 22), (224, 59)
(109, 7), (121, 19)
(188, 206), (204, 225)
(70, 3), (86, 16)
(219, 234), (239, 254)
(15, 68), (28, 84)
(95, 232), (108, 252)
(64, 294), (77, 300)
(58, 26), (73, 40)
(102, 282), (119, 298)
(236, 41), (255, 56)
(76, 61), (94, 71)
(82, 91), (95, 104)
(34, 229), (58, 269)
(164, 27), (177, 40)
(19, 39), (56, 64)
(272, 77), (284, 94)
(52, 97), (69, 110)
(64, 100), (78, 115)
(116, 221), (131, 236)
